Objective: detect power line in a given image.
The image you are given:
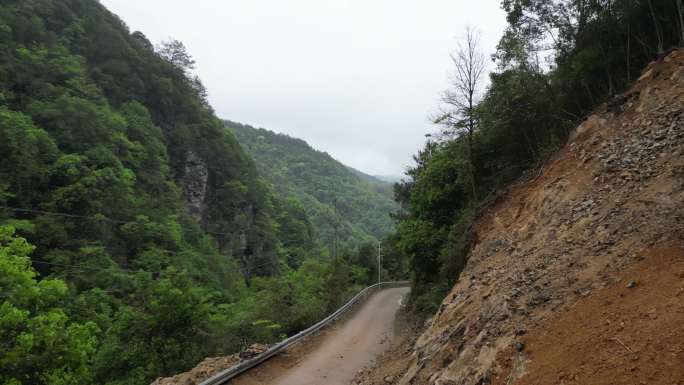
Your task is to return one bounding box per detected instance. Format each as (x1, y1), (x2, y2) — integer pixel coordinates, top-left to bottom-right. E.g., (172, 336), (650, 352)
(23, 247), (282, 279)
(29, 259), (163, 275)
(1, 205), (287, 276)
(0, 205), (241, 238)
(332, 198), (338, 263)
(241, 258), (285, 275)
(27, 254), (284, 278)
(0, 205), (129, 224)
(377, 242), (382, 285)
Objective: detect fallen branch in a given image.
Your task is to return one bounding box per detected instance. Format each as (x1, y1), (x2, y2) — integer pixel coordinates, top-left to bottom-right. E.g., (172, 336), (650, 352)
(613, 337), (634, 354)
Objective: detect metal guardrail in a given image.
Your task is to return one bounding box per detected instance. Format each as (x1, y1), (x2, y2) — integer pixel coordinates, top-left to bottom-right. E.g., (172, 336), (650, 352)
(199, 281), (410, 385)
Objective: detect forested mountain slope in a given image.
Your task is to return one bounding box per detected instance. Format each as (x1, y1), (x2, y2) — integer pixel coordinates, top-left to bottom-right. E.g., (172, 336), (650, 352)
(227, 121), (398, 249)
(0, 0), (284, 278)
(0, 0), (279, 382)
(0, 1), (391, 384)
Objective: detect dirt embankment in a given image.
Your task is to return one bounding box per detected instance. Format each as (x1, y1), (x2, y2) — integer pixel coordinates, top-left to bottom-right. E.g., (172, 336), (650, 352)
(357, 49), (684, 385)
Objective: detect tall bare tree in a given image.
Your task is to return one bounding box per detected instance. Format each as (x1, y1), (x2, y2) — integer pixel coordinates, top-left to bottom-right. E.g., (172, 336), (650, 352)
(647, 0), (664, 53)
(434, 26), (487, 201)
(677, 0), (684, 45)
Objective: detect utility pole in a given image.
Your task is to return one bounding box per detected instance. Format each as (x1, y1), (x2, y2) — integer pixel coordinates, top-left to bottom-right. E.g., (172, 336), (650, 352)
(377, 241), (382, 285)
(332, 198), (338, 263)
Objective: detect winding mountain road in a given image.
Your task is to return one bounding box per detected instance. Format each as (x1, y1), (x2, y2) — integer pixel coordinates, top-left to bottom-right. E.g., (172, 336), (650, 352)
(232, 286), (409, 385)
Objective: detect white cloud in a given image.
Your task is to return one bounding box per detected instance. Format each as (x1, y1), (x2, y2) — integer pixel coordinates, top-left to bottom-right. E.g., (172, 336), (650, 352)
(101, 0), (507, 175)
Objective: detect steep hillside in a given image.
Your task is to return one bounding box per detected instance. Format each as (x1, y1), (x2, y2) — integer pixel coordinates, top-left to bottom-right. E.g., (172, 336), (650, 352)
(0, 0), (286, 277)
(227, 121), (398, 248)
(0, 1), (328, 383)
(358, 50), (684, 385)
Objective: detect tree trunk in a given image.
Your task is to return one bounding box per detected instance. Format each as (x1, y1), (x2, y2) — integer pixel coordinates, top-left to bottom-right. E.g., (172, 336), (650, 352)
(626, 22), (631, 83)
(520, 124), (538, 161)
(467, 88), (478, 202)
(677, 0), (684, 45)
(647, 0), (664, 53)
(467, 128), (477, 202)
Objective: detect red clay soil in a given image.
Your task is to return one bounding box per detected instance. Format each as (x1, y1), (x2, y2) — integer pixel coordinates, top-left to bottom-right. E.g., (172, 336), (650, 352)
(492, 244), (684, 385)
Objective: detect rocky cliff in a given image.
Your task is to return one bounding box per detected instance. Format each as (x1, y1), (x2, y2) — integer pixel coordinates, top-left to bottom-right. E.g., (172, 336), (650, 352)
(359, 49), (684, 385)
(182, 150), (209, 221)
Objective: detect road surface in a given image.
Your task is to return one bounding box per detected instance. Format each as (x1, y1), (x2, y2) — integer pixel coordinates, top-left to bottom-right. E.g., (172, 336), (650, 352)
(232, 286), (409, 385)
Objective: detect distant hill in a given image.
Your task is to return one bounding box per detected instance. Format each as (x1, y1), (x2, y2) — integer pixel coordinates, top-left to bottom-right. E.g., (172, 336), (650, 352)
(345, 166), (395, 198)
(345, 167), (404, 185)
(226, 121), (398, 249)
(373, 175), (405, 184)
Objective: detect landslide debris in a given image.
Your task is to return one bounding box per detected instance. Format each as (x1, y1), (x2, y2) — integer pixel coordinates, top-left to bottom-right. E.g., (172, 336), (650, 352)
(357, 49), (684, 385)
(150, 343), (269, 385)
(150, 355), (240, 385)
(491, 244), (684, 385)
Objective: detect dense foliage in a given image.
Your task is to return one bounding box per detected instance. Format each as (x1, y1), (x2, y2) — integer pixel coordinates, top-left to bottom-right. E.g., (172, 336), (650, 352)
(395, 0), (683, 312)
(0, 1), (403, 384)
(228, 121), (397, 251)
(0, 226), (97, 385)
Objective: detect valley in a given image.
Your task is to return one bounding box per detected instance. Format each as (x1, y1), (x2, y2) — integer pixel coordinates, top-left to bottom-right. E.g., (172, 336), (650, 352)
(1, 1), (682, 385)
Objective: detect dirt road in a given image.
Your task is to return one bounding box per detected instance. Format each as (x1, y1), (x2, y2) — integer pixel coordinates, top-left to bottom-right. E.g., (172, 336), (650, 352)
(232, 286), (409, 385)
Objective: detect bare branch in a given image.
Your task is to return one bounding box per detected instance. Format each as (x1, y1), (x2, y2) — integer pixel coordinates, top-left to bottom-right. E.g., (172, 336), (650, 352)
(439, 26), (487, 137)
(435, 26), (487, 200)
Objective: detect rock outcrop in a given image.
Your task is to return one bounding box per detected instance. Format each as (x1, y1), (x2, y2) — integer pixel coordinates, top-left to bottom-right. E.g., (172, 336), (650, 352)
(181, 150), (209, 222)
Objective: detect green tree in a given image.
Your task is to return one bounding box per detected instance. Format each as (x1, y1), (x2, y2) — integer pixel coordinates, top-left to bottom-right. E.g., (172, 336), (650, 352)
(157, 39), (196, 72)
(0, 226), (98, 385)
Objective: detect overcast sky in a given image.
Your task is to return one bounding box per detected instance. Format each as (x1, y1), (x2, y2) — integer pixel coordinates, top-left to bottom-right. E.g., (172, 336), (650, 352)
(100, 0), (507, 176)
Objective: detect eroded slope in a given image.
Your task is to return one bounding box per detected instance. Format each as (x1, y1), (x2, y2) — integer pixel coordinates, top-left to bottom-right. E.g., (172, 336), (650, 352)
(361, 49), (684, 385)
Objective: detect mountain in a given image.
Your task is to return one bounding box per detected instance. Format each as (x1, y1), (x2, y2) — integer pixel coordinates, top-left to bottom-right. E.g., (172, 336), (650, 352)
(0, 0), (288, 382)
(0, 1), (400, 384)
(226, 121), (398, 250)
(0, 0), (288, 276)
(345, 166), (396, 197)
(373, 174), (405, 184)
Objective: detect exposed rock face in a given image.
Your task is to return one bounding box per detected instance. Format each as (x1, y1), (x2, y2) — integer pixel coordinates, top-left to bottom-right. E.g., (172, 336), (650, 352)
(182, 150), (209, 221)
(358, 50), (684, 385)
